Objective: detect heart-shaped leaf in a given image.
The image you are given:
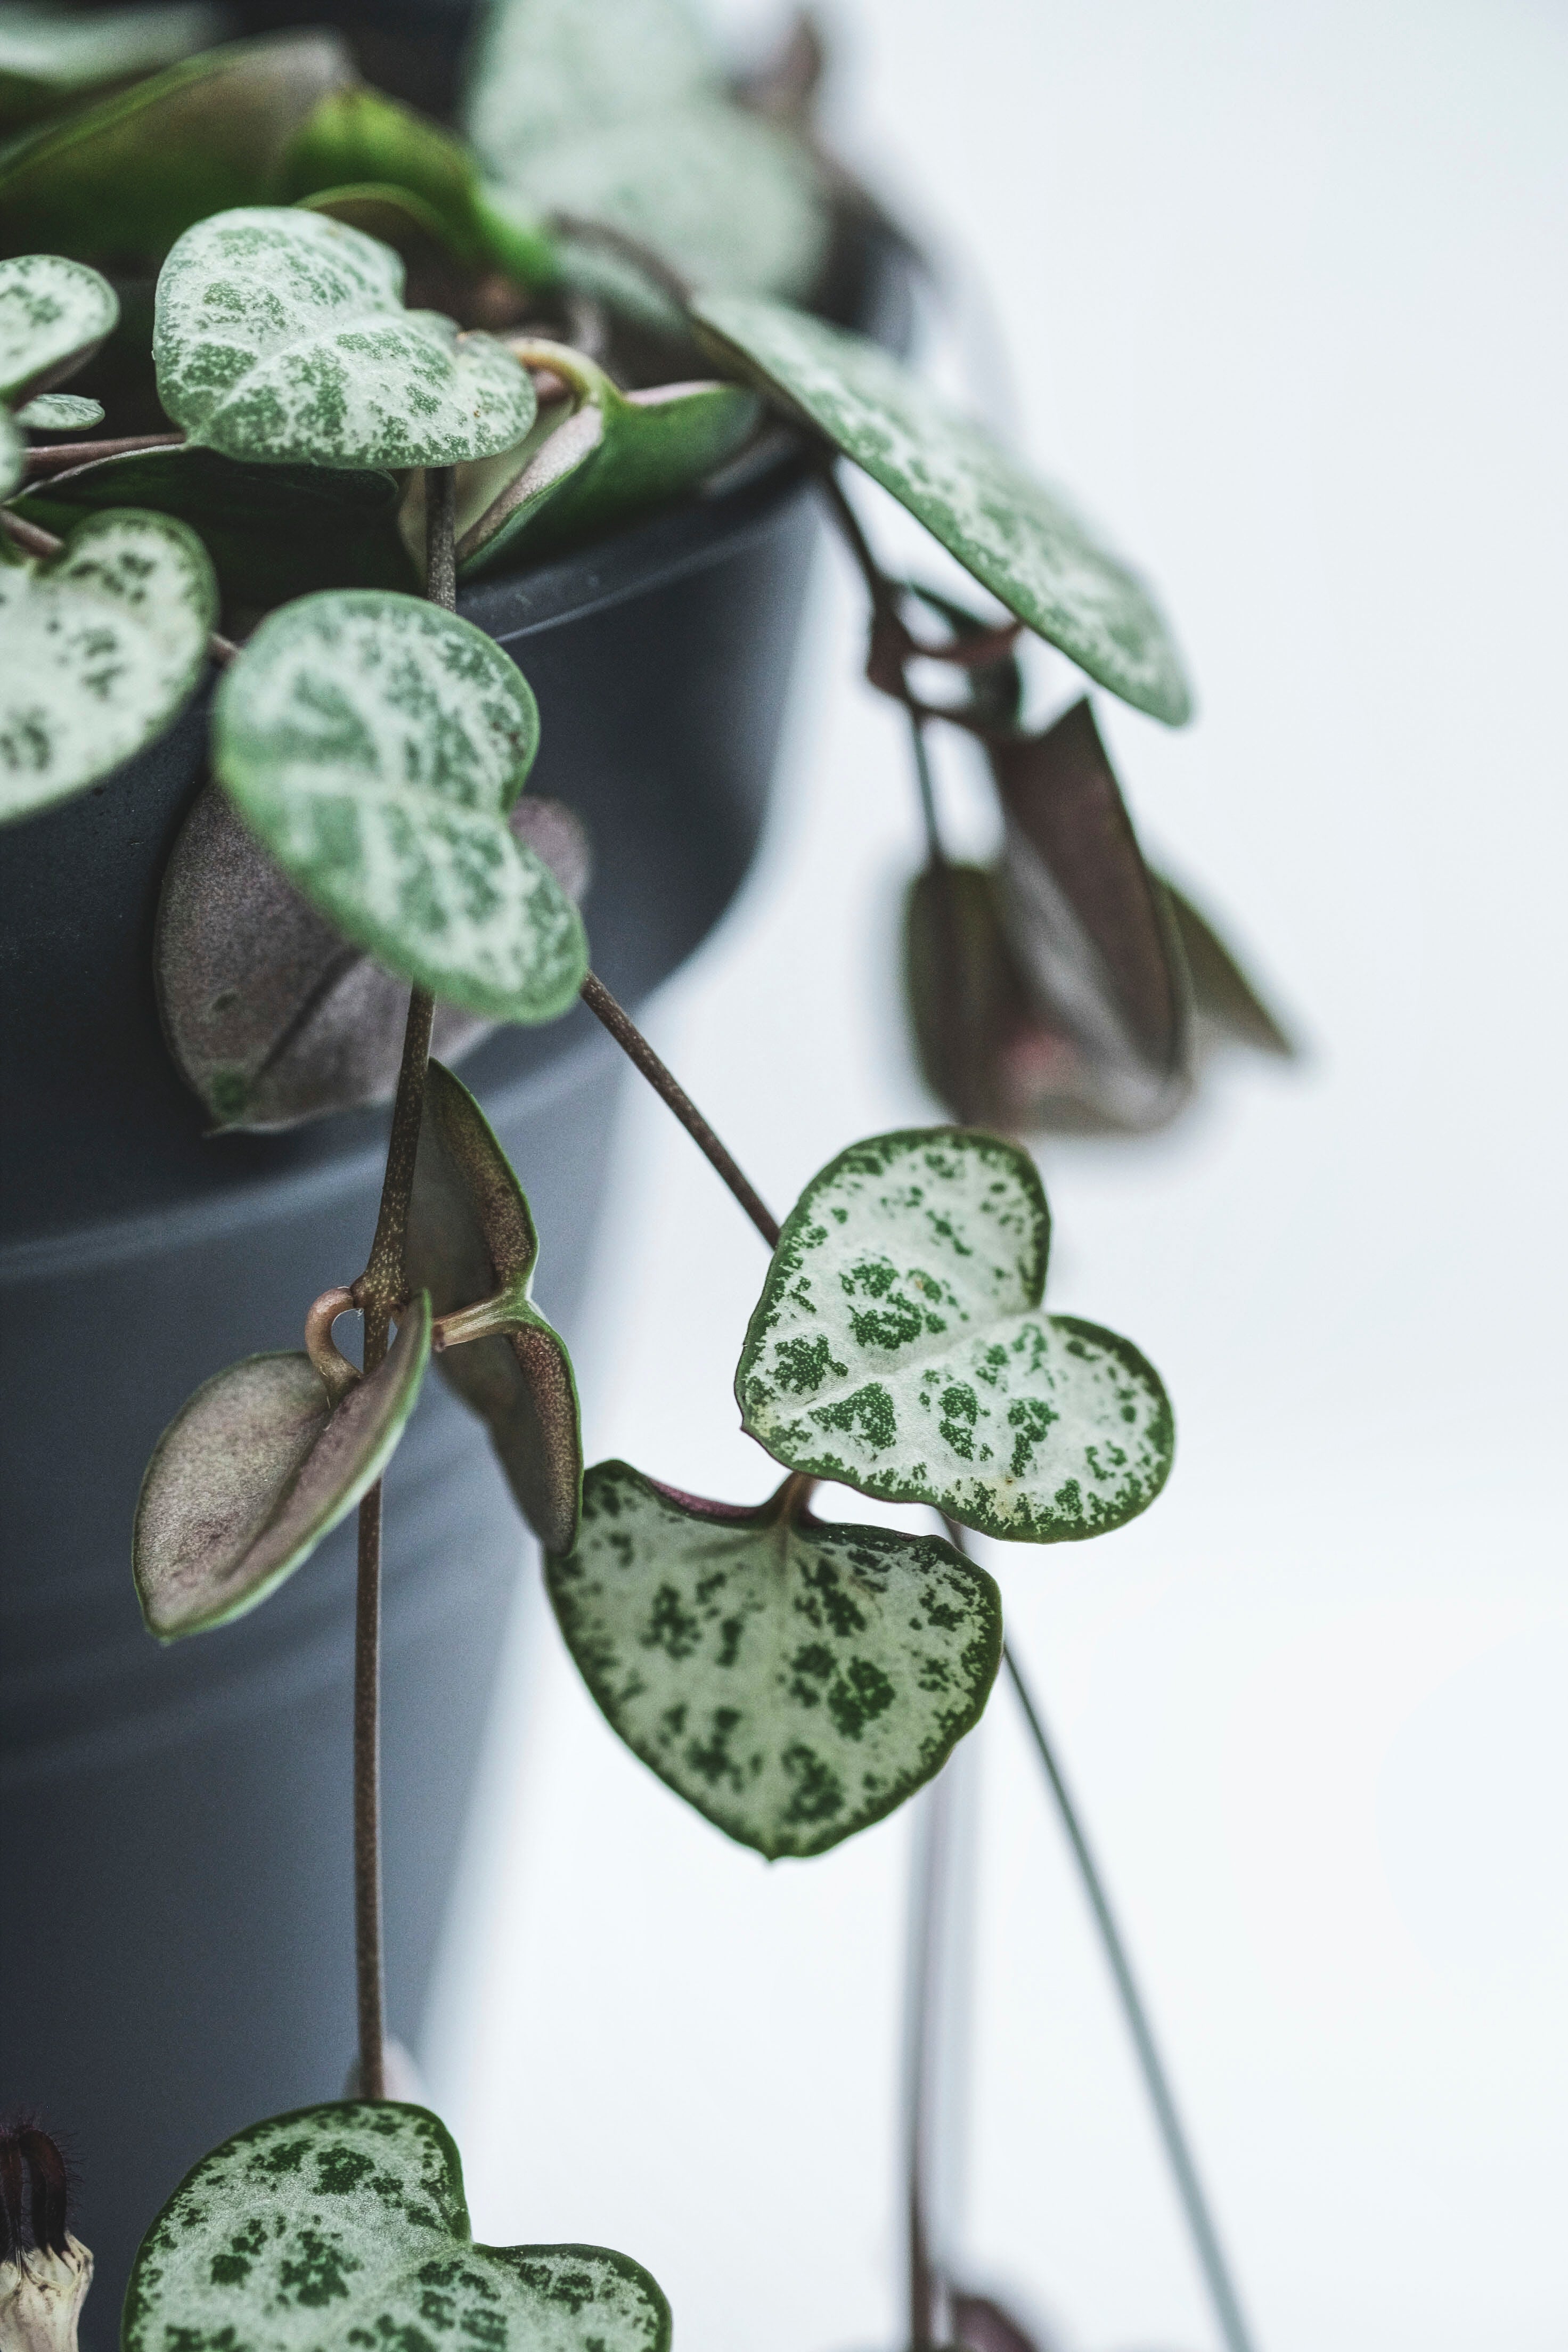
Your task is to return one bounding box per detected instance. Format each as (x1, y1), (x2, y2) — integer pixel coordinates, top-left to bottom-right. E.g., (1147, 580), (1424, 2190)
(14, 390), (104, 427)
(693, 297), (1194, 726)
(154, 207), (536, 468)
(123, 2100), (670, 2352)
(211, 590), (588, 1022)
(991, 696), (1191, 1130)
(0, 3), (224, 130)
(407, 1060), (582, 1553)
(0, 507), (216, 828)
(0, 32), (353, 261)
(464, 0), (721, 170)
(0, 252), (118, 402)
(134, 1294), (431, 1640)
(736, 1128), (1174, 1543)
(443, 337), (760, 577)
(18, 443), (415, 602)
(1157, 874), (1294, 1060)
(546, 1460), (1002, 1858)
(281, 84), (557, 289)
(156, 781), (590, 1131)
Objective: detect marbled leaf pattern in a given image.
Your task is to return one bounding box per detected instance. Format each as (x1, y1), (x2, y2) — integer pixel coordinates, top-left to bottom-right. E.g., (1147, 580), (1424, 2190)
(14, 389), (103, 427)
(694, 296), (1194, 725)
(548, 1461), (1002, 1858)
(464, 0), (720, 168)
(211, 590), (587, 1021)
(0, 251), (118, 401)
(736, 1129), (1174, 1542)
(0, 508), (216, 827)
(154, 207), (536, 467)
(123, 2101), (670, 2352)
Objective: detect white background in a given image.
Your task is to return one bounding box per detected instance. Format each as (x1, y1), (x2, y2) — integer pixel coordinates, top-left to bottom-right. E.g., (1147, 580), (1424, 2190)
(426, 3), (1568, 2347)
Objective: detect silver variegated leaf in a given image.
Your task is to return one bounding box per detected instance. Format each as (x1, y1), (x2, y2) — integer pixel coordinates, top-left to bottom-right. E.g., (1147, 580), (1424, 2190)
(14, 390), (104, 427)
(464, 0), (720, 169)
(0, 508), (216, 828)
(736, 1129), (1174, 1543)
(408, 1060), (582, 1553)
(122, 2101), (669, 2352)
(211, 590), (587, 1022)
(0, 252), (118, 402)
(156, 781), (590, 1132)
(0, 3), (224, 129)
(133, 1296), (431, 1641)
(546, 1461), (1002, 1858)
(154, 207), (536, 468)
(693, 296), (1194, 726)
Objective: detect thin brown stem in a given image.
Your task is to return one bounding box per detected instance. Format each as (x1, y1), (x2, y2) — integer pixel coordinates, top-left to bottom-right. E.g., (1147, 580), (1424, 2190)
(345, 467), (455, 2103)
(0, 507), (238, 663)
(579, 970), (781, 1248)
(21, 431), (185, 472)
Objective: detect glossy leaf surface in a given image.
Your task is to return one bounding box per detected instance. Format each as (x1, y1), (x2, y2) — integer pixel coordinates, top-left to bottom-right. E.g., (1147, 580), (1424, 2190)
(154, 207), (535, 468)
(0, 32), (352, 260)
(157, 783), (590, 1131)
(1158, 875), (1294, 1059)
(737, 1129), (1173, 1542)
(123, 2100), (670, 2352)
(0, 3), (223, 129)
(0, 508), (216, 827)
(18, 442), (414, 601)
(695, 297), (1193, 725)
(548, 1461), (1002, 1857)
(408, 1060), (582, 1553)
(14, 389), (104, 427)
(212, 591), (587, 1021)
(0, 252), (118, 401)
(464, 0), (719, 168)
(133, 1296), (431, 1641)
(451, 337), (760, 576)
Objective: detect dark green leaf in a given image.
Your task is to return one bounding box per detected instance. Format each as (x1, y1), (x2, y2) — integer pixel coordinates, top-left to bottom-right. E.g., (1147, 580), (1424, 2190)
(0, 3), (224, 130)
(0, 32), (353, 263)
(133, 1296), (431, 1640)
(123, 2100), (670, 2352)
(736, 1128), (1174, 1542)
(0, 251), (118, 400)
(408, 1060), (582, 1553)
(693, 296), (1194, 725)
(547, 1460), (1002, 1857)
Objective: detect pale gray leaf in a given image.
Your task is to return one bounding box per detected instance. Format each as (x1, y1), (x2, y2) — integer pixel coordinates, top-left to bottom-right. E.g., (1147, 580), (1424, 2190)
(0, 406), (19, 497)
(0, 251), (118, 402)
(464, 0), (720, 169)
(0, 3), (224, 125)
(14, 389), (103, 427)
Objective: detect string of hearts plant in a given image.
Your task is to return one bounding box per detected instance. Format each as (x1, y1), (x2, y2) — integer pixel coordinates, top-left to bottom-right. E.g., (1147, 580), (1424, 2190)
(0, 6), (1288, 2349)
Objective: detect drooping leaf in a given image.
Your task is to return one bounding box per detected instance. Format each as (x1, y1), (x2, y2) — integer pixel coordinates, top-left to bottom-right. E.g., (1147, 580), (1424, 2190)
(0, 507), (216, 828)
(280, 83), (558, 289)
(547, 1460), (1002, 1858)
(736, 1128), (1174, 1543)
(156, 782), (590, 1132)
(0, 252), (118, 401)
(133, 1295), (431, 1641)
(18, 442), (415, 601)
(1157, 873), (1295, 1059)
(14, 389), (104, 427)
(154, 207), (536, 468)
(991, 696), (1191, 1130)
(464, 0), (721, 170)
(435, 337), (760, 577)
(406, 1060), (582, 1553)
(211, 590), (588, 1022)
(0, 32), (353, 262)
(693, 296), (1194, 726)
(122, 2100), (670, 2352)
(0, 3), (224, 130)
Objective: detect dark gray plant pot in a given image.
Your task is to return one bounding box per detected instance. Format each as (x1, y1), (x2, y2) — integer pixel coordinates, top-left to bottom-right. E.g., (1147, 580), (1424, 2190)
(0, 228), (910, 2331)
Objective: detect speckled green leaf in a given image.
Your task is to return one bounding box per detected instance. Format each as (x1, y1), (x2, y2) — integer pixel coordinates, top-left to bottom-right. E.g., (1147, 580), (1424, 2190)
(14, 389), (103, 427)
(212, 590), (587, 1022)
(156, 782), (589, 1131)
(736, 1128), (1174, 1543)
(0, 507), (216, 827)
(694, 297), (1194, 726)
(445, 336), (760, 577)
(0, 406), (19, 496)
(18, 442), (414, 601)
(133, 1296), (431, 1641)
(407, 1060), (582, 1553)
(0, 32), (353, 260)
(548, 1461), (1002, 1858)
(0, 252), (118, 402)
(123, 2100), (670, 2352)
(0, 3), (224, 129)
(154, 208), (536, 468)
(281, 84), (557, 288)
(1157, 873), (1294, 1060)
(464, 0), (720, 169)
